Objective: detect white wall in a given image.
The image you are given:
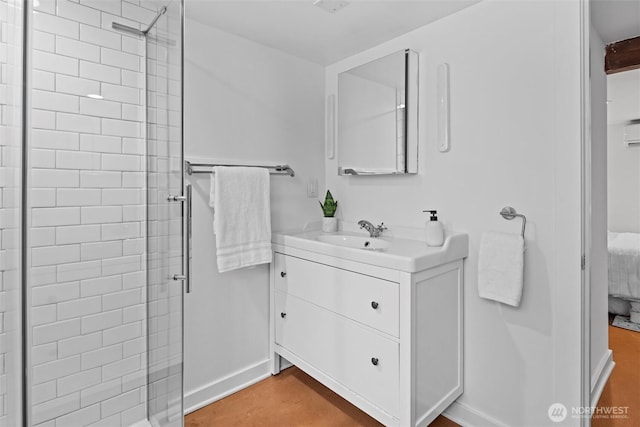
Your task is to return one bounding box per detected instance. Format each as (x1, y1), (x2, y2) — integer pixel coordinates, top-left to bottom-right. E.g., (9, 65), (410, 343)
(326, 1), (584, 425)
(607, 124), (640, 232)
(589, 24), (610, 400)
(183, 20), (325, 411)
(27, 1), (154, 424)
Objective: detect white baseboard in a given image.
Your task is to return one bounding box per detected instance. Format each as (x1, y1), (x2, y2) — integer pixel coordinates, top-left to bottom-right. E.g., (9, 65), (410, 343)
(590, 349), (614, 408)
(130, 419), (152, 427)
(443, 400), (508, 427)
(183, 359), (272, 415)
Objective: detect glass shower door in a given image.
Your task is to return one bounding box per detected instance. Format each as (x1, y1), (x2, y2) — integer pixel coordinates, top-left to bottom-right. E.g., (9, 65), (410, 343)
(146, 1), (185, 426)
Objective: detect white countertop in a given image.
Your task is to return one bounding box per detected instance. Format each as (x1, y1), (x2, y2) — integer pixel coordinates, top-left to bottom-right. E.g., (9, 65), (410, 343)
(272, 229), (468, 273)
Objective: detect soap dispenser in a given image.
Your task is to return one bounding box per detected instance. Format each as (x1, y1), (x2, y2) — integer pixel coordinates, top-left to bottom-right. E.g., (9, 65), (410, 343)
(423, 210), (444, 247)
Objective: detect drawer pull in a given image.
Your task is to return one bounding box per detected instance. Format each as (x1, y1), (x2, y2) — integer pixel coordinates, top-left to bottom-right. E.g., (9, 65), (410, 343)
(371, 301), (379, 309)
(280, 312), (287, 318)
(280, 271), (287, 278)
(371, 357), (379, 366)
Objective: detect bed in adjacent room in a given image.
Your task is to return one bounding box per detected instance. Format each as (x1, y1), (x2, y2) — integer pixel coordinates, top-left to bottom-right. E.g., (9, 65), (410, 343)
(608, 232), (640, 324)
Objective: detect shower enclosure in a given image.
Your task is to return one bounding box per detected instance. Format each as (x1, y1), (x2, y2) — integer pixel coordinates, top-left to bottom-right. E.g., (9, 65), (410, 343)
(1, 0), (186, 425)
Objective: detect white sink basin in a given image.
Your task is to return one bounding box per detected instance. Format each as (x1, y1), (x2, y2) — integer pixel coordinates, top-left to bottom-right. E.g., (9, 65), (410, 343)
(316, 234), (391, 251)
(272, 230), (469, 273)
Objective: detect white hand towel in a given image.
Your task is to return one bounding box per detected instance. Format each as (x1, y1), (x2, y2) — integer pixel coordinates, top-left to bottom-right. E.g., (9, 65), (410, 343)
(210, 166), (272, 273)
(478, 231), (525, 307)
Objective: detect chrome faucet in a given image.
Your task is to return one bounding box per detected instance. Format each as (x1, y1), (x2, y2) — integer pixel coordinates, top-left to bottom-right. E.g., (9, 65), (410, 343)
(358, 220), (387, 238)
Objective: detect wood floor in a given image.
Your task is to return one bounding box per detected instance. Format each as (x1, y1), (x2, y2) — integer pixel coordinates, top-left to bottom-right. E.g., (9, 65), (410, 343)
(184, 366), (459, 427)
(593, 325), (640, 427)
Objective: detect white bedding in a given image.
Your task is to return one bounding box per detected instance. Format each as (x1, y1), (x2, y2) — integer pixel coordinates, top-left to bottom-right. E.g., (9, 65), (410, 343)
(608, 232), (640, 302)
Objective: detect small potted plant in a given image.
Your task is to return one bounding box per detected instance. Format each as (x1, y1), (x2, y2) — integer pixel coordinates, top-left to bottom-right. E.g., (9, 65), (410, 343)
(319, 190), (338, 233)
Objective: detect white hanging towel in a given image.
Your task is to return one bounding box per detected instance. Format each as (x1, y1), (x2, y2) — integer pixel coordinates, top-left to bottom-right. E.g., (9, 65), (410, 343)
(209, 166), (272, 273)
(478, 231), (525, 307)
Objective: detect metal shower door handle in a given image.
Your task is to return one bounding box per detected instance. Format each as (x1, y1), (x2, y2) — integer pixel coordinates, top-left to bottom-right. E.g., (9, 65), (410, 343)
(172, 184), (192, 293)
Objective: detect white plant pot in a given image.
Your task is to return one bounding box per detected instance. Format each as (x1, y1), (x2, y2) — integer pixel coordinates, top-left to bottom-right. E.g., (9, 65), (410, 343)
(322, 217), (338, 233)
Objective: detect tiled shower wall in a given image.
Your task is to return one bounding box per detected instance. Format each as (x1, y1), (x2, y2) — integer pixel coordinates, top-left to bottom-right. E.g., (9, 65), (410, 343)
(1, 0), (22, 425)
(29, 1), (159, 424)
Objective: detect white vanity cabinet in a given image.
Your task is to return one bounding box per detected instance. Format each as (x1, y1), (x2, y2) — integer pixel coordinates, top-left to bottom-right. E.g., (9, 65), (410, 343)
(269, 233), (467, 427)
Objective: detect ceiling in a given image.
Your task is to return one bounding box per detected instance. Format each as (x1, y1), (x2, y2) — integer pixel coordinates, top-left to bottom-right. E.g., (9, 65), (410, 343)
(185, 0), (480, 65)
(592, 0), (640, 44)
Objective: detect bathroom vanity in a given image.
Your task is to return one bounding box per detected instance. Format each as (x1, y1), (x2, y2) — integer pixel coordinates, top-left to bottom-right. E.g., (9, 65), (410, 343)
(270, 230), (468, 427)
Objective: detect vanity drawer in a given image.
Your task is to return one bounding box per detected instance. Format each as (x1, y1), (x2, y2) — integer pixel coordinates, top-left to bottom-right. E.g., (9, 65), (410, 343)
(275, 291), (399, 416)
(274, 253), (399, 337)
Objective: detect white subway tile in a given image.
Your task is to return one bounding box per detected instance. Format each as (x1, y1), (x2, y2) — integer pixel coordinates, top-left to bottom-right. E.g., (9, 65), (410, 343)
(79, 60), (120, 85)
(31, 149), (56, 168)
(32, 90), (79, 114)
(32, 207), (80, 227)
(121, 104), (143, 121)
(101, 223), (139, 241)
(32, 50), (78, 76)
(79, 24), (120, 50)
(56, 225), (101, 245)
(32, 244), (79, 267)
(122, 205), (144, 222)
(33, 12), (79, 39)
(81, 275), (121, 297)
(122, 270), (144, 289)
(32, 169), (79, 188)
(81, 344), (121, 370)
(80, 171), (122, 188)
(101, 118), (140, 138)
(33, 0), (56, 14)
(102, 188), (140, 205)
(56, 112), (101, 135)
(80, 97), (121, 119)
(81, 206), (122, 224)
(122, 2), (156, 26)
(55, 74), (100, 97)
(56, 368), (101, 396)
(101, 355), (140, 382)
(86, 413), (120, 427)
(101, 47), (140, 72)
(103, 322), (141, 346)
(80, 378), (122, 412)
(122, 237), (143, 255)
(121, 35), (143, 56)
(121, 403), (145, 426)
(57, 260), (102, 282)
(79, 134), (121, 154)
(32, 282), (79, 306)
(56, 0), (101, 28)
(122, 337), (144, 358)
(32, 110), (56, 130)
(32, 30), (55, 52)
(121, 369), (145, 392)
(121, 172), (143, 188)
(56, 36), (100, 63)
(101, 388), (138, 417)
(33, 319), (81, 346)
(81, 309), (121, 334)
(57, 188), (101, 206)
(123, 304), (144, 323)
(31, 188), (56, 208)
(31, 227), (56, 247)
(121, 69), (142, 88)
(31, 304), (57, 326)
(101, 83), (139, 104)
(32, 70), (55, 91)
(32, 381), (57, 405)
(32, 391), (80, 425)
(101, 153), (140, 171)
(102, 288), (140, 311)
(53, 404), (101, 427)
(32, 343), (58, 366)
(31, 266), (58, 287)
(32, 129), (79, 151)
(79, 0), (121, 16)
(55, 150), (101, 170)
(81, 240), (122, 261)
(57, 331), (101, 357)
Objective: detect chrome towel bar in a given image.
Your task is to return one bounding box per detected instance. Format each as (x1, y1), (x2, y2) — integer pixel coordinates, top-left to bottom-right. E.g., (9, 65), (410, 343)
(185, 160), (295, 177)
(499, 206), (526, 238)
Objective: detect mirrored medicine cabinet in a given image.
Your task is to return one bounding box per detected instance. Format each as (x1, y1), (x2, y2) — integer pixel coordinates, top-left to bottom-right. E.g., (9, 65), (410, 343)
(337, 49), (419, 176)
